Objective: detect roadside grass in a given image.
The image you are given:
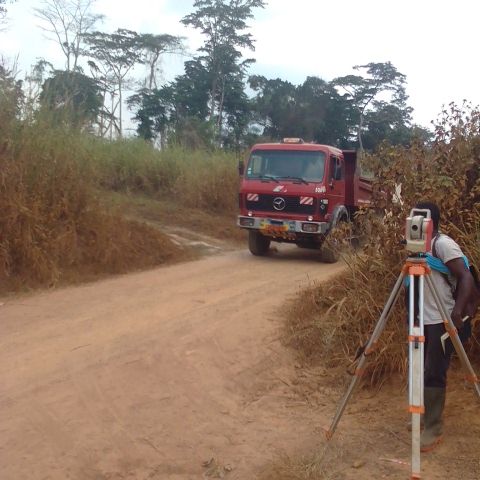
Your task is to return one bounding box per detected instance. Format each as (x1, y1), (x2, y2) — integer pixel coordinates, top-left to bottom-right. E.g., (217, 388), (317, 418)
(283, 104), (480, 383)
(77, 135), (241, 214)
(103, 191), (246, 244)
(274, 105), (480, 480)
(0, 123), (241, 294)
(283, 249), (407, 386)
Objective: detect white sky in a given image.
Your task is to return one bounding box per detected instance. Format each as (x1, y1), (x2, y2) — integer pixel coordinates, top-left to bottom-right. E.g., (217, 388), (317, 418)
(2, 0), (480, 129)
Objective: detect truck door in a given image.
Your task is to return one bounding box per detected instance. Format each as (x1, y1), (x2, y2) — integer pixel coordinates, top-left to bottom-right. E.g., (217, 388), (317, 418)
(327, 155), (345, 209)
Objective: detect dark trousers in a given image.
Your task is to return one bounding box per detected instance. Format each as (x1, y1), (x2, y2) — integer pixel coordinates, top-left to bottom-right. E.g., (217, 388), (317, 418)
(424, 322), (471, 388)
(424, 324), (452, 388)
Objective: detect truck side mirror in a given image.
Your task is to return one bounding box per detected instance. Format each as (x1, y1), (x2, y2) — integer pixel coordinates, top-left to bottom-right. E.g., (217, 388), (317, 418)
(238, 160), (245, 176)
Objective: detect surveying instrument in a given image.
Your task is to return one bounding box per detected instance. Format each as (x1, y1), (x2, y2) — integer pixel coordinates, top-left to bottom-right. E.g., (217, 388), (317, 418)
(325, 208), (480, 479)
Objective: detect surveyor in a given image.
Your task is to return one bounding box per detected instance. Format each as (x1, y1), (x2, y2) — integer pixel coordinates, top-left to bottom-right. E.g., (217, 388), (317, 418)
(415, 201), (478, 452)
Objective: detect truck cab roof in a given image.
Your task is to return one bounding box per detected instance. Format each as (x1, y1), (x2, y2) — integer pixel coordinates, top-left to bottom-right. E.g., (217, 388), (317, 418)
(251, 142), (344, 157)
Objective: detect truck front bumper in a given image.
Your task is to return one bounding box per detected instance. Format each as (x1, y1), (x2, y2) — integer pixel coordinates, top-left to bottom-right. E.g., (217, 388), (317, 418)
(237, 216), (328, 235)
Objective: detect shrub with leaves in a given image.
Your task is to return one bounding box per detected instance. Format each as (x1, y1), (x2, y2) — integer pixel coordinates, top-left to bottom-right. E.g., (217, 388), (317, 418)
(284, 103), (480, 384)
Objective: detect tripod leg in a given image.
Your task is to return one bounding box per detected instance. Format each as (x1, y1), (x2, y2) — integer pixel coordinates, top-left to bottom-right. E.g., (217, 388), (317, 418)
(425, 274), (480, 398)
(326, 271), (406, 440)
(409, 272), (425, 479)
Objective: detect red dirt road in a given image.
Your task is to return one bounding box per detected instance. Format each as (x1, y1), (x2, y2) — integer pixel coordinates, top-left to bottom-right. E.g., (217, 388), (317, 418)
(0, 246), (343, 480)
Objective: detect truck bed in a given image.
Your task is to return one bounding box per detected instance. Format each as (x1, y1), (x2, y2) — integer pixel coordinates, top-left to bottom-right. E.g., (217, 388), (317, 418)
(343, 150), (373, 207)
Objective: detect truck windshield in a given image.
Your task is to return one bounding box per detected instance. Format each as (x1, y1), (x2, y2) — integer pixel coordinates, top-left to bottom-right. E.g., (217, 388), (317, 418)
(246, 150), (326, 183)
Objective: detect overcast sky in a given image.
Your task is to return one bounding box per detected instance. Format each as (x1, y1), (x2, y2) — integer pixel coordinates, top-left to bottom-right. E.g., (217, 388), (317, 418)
(2, 0), (480, 129)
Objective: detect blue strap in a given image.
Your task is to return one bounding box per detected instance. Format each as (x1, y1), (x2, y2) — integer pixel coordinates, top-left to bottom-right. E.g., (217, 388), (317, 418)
(426, 253), (470, 273)
(404, 254), (469, 287)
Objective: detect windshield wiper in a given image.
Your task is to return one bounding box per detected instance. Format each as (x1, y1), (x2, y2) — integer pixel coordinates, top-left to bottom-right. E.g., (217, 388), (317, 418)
(258, 175), (279, 183)
(278, 176), (309, 184)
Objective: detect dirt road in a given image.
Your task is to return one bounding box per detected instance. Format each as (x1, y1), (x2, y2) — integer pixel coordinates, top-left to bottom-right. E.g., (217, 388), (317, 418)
(0, 245), (344, 480)
(4, 243), (480, 480)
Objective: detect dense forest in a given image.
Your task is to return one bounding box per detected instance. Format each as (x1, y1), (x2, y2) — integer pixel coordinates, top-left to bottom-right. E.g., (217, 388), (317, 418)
(1, 0), (429, 151)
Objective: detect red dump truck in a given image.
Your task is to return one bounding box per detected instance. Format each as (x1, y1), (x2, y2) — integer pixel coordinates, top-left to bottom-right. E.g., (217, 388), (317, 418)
(237, 138), (373, 262)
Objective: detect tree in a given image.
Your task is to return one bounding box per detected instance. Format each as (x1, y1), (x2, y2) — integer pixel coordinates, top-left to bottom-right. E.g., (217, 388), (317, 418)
(35, 0), (103, 71)
(171, 59), (211, 121)
(332, 62), (411, 153)
(84, 28), (144, 137)
(128, 87), (172, 144)
(40, 69), (103, 129)
(126, 33), (184, 144)
(249, 75), (296, 139)
(219, 73), (251, 148)
(140, 34), (184, 89)
(129, 58), (213, 146)
(0, 58), (24, 131)
(128, 59), (212, 147)
(249, 75), (354, 147)
(86, 58), (116, 137)
(23, 59), (55, 121)
(294, 76), (353, 146)
(180, 0), (265, 141)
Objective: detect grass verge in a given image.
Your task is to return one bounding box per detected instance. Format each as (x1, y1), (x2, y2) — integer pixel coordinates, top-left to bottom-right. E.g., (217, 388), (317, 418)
(103, 191), (246, 244)
(0, 126), (196, 294)
(283, 104), (480, 384)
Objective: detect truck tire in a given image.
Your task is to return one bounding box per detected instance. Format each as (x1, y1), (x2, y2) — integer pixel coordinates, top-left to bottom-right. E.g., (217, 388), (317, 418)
(320, 214), (349, 263)
(248, 231), (271, 256)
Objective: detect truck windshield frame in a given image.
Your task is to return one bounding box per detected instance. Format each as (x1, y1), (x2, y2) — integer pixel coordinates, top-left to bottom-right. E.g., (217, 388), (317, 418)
(246, 150), (326, 183)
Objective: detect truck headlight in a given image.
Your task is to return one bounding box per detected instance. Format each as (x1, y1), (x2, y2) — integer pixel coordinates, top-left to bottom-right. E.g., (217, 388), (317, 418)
(302, 223), (319, 233)
(240, 217), (255, 227)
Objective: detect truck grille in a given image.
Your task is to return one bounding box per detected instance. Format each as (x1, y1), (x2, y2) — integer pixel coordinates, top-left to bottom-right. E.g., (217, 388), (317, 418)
(246, 194), (316, 214)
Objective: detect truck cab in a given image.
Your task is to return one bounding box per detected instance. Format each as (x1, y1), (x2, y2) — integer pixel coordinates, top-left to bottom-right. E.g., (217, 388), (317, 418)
(237, 138), (371, 261)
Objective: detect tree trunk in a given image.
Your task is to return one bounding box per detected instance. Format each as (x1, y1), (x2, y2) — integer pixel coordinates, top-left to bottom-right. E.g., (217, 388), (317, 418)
(216, 75), (226, 144)
(358, 111), (364, 155)
(118, 77), (123, 138)
(209, 75), (218, 122)
(110, 92), (115, 141)
(149, 51), (160, 90)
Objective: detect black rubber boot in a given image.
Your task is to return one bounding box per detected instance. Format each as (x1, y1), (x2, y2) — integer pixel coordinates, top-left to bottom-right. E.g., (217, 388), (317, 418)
(420, 387), (445, 452)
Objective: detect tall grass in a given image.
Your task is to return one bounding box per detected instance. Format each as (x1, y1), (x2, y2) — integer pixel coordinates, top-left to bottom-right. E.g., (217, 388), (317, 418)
(0, 124), (190, 293)
(284, 103), (480, 383)
(38, 133), (241, 213)
(2, 60), (241, 293)
(0, 114), (241, 292)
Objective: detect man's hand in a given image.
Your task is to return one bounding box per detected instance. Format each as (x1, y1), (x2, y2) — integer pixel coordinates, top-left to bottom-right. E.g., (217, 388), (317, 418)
(445, 257), (476, 329)
(450, 307), (464, 330)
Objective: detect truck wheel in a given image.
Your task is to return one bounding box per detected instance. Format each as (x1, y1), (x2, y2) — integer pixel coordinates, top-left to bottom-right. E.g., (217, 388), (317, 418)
(320, 215), (350, 263)
(248, 231), (271, 256)
(320, 243), (339, 263)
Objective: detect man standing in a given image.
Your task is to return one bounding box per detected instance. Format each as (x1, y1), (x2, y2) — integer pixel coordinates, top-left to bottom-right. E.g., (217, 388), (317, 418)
(416, 201), (477, 452)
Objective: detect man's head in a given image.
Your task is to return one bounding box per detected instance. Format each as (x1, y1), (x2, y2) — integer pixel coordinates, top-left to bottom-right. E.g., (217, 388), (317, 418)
(415, 201), (440, 231)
